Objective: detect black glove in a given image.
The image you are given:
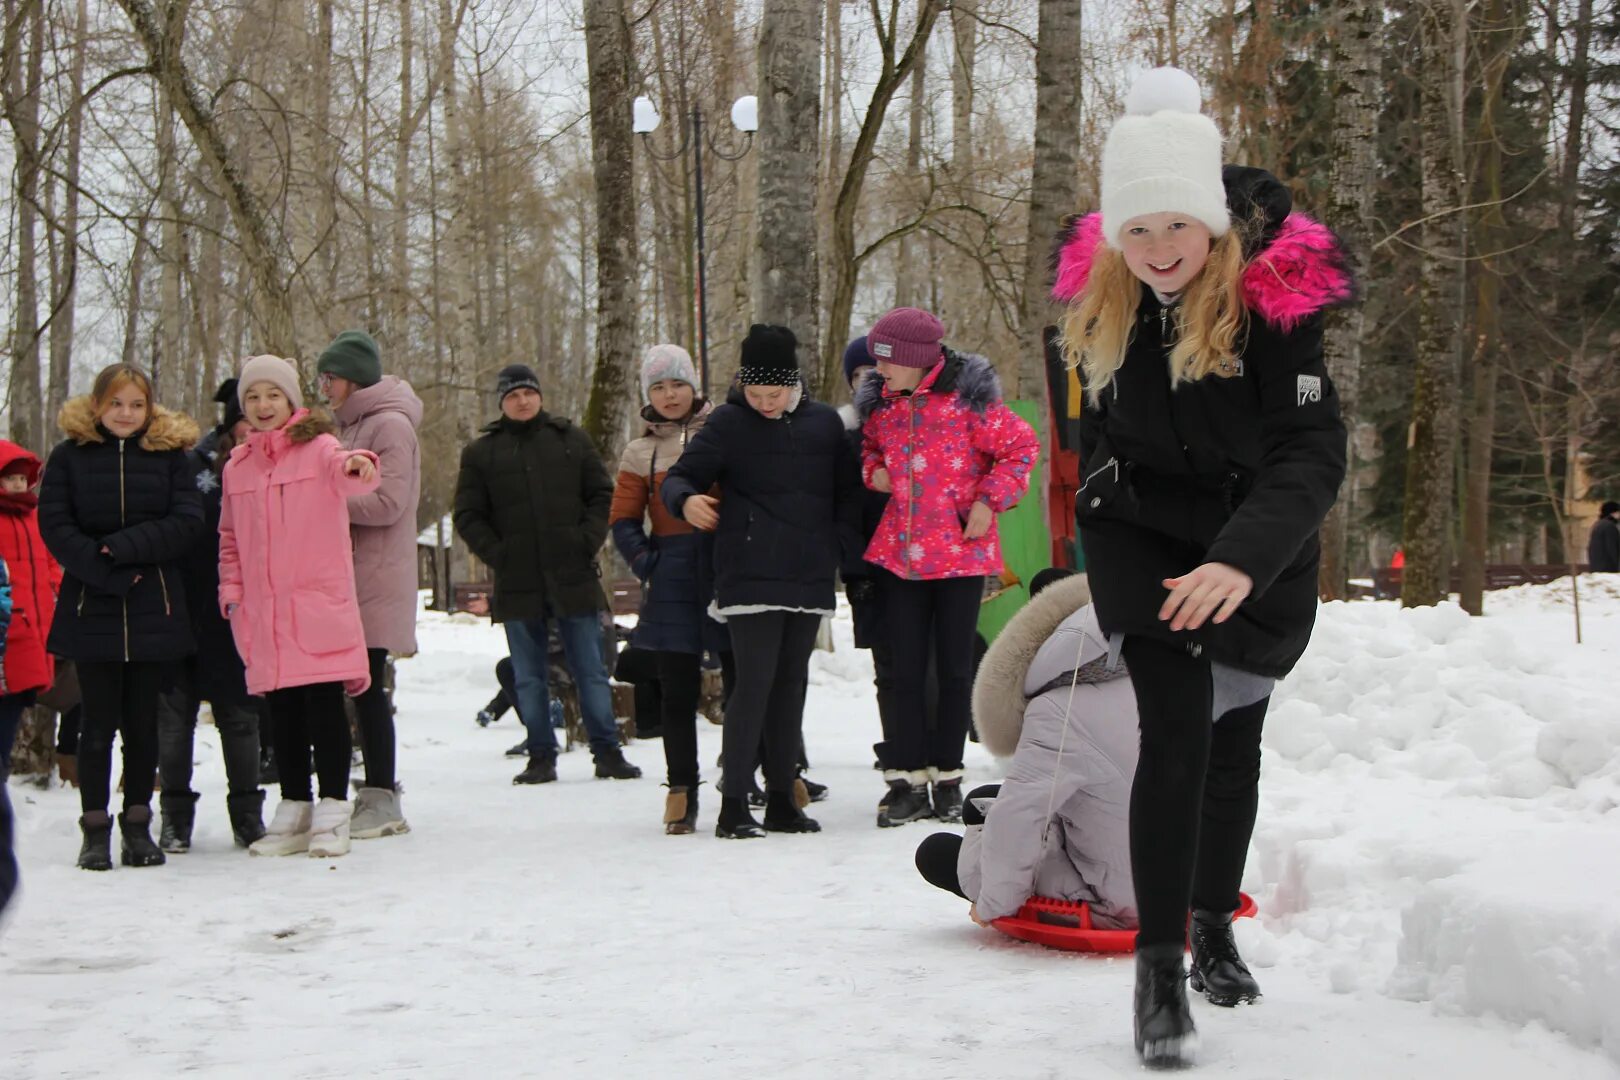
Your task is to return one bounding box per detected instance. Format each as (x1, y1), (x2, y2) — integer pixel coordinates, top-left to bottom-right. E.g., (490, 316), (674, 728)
(846, 577), (878, 606)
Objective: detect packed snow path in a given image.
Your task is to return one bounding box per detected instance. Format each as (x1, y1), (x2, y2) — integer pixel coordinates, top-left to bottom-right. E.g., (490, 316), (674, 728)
(5, 582), (1619, 1078)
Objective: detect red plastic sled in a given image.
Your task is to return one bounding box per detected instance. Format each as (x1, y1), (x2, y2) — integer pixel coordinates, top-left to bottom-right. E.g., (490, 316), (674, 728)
(992, 892), (1258, 954)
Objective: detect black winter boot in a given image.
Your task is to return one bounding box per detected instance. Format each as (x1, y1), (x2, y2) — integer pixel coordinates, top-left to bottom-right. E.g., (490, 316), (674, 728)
(77, 811), (113, 871)
(931, 778), (964, 824)
(118, 806), (166, 867)
(159, 791), (200, 854)
(800, 777), (829, 803)
(593, 747), (643, 780)
(715, 795), (765, 840)
(1134, 941), (1197, 1067)
(763, 790), (821, 834)
(513, 755), (558, 785)
(877, 778), (934, 828)
(227, 790), (267, 848)
(663, 784), (700, 835)
(258, 746), (279, 786)
(1190, 907), (1262, 1006)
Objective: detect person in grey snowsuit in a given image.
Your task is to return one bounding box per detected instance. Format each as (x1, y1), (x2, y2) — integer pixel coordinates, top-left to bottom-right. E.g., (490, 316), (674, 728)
(914, 572), (1140, 925)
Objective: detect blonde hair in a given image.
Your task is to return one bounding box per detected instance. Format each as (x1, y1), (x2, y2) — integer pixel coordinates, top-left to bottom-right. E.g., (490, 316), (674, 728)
(1059, 229), (1249, 402)
(90, 363), (156, 412)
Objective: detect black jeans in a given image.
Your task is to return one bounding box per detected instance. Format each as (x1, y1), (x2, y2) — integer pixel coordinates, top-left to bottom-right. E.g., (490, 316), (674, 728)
(880, 574), (982, 773)
(77, 661), (164, 816)
(0, 691), (37, 769)
(351, 649), (397, 790)
(1122, 635), (1270, 946)
(266, 681), (352, 803)
(721, 611), (820, 798)
(913, 784), (999, 899)
(652, 650), (702, 788)
(155, 664), (262, 804)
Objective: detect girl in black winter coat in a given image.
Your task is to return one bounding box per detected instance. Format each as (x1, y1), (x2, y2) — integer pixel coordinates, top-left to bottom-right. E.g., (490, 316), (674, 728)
(661, 325), (863, 839)
(1051, 69), (1350, 1066)
(40, 363), (204, 872)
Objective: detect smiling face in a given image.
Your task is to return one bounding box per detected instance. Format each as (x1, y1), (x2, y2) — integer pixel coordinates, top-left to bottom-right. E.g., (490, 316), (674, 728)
(876, 361), (926, 393)
(648, 379), (695, 421)
(243, 381), (294, 431)
(1118, 213), (1214, 295)
(743, 384), (793, 419)
(98, 385), (150, 439)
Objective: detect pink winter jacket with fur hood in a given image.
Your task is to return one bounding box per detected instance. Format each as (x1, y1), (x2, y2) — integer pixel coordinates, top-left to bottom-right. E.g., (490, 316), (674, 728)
(855, 350), (1039, 581)
(219, 409), (380, 696)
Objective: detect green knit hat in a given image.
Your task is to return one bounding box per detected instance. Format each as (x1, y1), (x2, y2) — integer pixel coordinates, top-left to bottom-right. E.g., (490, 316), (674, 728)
(317, 330), (382, 388)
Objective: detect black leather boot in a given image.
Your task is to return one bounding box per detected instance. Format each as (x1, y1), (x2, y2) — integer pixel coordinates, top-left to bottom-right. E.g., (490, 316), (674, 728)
(227, 789), (267, 847)
(1190, 907), (1262, 1006)
(77, 811), (113, 871)
(762, 790), (821, 833)
(1134, 941), (1196, 1067)
(118, 806), (166, 867)
(513, 755), (558, 785)
(715, 795), (764, 840)
(159, 791), (200, 853)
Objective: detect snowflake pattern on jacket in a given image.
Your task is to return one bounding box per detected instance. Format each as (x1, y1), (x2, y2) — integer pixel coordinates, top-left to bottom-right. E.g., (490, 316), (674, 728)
(855, 350), (1039, 581)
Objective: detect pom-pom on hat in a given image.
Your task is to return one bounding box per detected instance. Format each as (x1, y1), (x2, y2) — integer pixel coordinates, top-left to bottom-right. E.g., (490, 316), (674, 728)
(640, 344), (698, 404)
(737, 325), (801, 387)
(237, 355), (305, 413)
(1100, 67), (1230, 249)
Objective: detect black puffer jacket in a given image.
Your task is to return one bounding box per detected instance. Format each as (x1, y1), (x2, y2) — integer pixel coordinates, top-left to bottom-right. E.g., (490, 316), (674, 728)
(40, 398), (204, 663)
(661, 387), (863, 613)
(173, 432), (249, 704)
(1052, 166), (1352, 677)
(838, 404), (893, 647)
(453, 410), (614, 622)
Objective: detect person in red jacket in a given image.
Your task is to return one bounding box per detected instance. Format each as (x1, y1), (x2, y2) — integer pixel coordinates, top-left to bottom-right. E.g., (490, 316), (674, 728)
(0, 440), (59, 770)
(854, 307), (1039, 828)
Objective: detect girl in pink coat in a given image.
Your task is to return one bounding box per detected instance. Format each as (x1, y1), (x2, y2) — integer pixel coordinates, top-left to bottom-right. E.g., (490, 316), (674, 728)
(219, 354), (379, 859)
(854, 307), (1039, 828)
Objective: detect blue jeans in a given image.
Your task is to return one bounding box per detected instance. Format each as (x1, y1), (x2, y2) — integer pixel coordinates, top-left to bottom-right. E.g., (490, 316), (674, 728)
(504, 612), (619, 758)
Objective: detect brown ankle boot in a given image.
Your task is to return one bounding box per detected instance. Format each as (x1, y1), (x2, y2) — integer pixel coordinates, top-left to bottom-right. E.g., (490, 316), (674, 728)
(663, 785), (698, 835)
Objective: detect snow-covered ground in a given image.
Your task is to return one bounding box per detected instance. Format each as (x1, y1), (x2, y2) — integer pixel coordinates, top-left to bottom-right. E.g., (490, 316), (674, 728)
(4, 582), (1619, 1078)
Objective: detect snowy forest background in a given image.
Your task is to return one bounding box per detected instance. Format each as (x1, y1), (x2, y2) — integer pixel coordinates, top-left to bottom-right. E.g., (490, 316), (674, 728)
(0, 0), (1617, 606)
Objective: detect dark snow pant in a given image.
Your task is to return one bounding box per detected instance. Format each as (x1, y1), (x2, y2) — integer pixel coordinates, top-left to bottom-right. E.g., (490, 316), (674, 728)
(76, 661), (163, 816)
(155, 668), (262, 807)
(351, 649), (397, 790)
(651, 650), (702, 789)
(0, 691), (37, 769)
(484, 657), (517, 724)
(880, 575), (982, 773)
(1122, 635), (1270, 947)
(913, 784), (998, 899)
(721, 612), (819, 798)
(266, 681), (352, 803)
(0, 769), (15, 917)
(55, 705), (80, 756)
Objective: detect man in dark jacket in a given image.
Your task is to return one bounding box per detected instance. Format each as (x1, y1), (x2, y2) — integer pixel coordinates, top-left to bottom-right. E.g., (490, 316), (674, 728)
(453, 364), (641, 785)
(1589, 501), (1620, 573)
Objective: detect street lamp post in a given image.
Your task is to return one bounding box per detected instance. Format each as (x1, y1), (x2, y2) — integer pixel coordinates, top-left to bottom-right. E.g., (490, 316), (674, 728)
(633, 94), (758, 401)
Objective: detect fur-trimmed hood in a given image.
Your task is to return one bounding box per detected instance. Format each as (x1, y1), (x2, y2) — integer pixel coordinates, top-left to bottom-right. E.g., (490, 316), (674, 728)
(972, 574), (1126, 757)
(853, 348), (1003, 422)
(58, 396), (200, 452)
(1049, 165), (1355, 332)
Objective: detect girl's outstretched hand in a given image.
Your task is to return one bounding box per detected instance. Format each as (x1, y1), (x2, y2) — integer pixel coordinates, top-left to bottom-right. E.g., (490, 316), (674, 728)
(344, 454), (377, 482)
(1160, 562), (1252, 632)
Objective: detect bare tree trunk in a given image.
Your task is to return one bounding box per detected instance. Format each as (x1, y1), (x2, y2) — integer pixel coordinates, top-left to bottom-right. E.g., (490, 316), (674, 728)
(114, 0), (297, 355)
(821, 1), (942, 397)
(4, 0), (45, 450)
(437, 0), (478, 433)
(312, 0), (338, 341)
(392, 0), (414, 340)
(817, 0), (842, 361)
(1400, 0), (1467, 608)
(47, 0), (88, 424)
(580, 0), (639, 460)
(1556, 0), (1595, 562)
(154, 95), (185, 404)
(755, 0), (823, 379)
(122, 216), (150, 367)
(1459, 0), (1516, 615)
(1016, 0), (1081, 400)
(943, 0), (976, 336)
(1317, 0), (1381, 600)
(894, 25), (925, 310)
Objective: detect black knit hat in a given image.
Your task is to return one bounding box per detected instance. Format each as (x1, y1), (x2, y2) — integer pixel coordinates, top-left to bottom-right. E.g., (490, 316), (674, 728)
(213, 378), (244, 433)
(316, 330), (383, 388)
(1603, 501), (1620, 517)
(737, 324), (801, 387)
(495, 364), (543, 401)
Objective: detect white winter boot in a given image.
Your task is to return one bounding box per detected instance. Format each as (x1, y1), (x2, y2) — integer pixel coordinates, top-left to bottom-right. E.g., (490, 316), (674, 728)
(250, 799), (313, 857)
(307, 797), (353, 858)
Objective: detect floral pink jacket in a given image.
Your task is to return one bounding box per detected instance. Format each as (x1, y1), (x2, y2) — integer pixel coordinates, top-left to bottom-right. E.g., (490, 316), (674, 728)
(856, 351), (1039, 581)
(219, 409), (380, 696)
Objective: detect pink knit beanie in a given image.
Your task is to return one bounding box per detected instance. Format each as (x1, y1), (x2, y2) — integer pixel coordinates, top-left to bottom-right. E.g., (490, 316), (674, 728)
(867, 307), (945, 369)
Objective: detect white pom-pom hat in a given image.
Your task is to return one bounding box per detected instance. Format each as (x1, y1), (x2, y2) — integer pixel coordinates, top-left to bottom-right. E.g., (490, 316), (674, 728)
(1100, 67), (1229, 248)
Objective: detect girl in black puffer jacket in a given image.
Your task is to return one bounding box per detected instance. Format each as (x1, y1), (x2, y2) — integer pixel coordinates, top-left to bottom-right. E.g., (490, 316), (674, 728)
(1051, 69), (1351, 1065)
(40, 363), (203, 871)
